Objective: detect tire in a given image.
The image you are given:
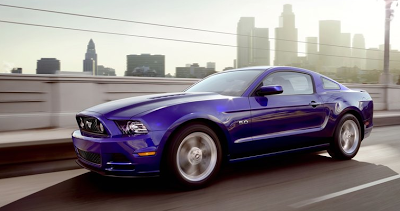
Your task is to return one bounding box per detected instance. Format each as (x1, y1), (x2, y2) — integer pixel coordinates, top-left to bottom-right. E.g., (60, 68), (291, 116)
(328, 114), (362, 160)
(165, 123), (222, 189)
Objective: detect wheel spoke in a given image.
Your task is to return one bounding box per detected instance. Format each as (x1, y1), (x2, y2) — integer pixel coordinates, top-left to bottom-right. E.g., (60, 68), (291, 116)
(176, 131), (218, 182)
(179, 156), (190, 170)
(338, 120), (360, 154)
(186, 164), (197, 175)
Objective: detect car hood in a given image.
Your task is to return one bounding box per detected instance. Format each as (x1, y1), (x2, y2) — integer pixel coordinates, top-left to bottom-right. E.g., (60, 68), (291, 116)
(84, 92), (225, 119)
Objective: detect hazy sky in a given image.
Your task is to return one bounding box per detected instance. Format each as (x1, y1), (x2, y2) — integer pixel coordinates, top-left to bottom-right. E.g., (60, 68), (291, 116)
(0, 0), (399, 76)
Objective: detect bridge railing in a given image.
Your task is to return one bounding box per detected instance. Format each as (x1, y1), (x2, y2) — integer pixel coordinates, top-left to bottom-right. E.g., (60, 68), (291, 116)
(0, 74), (399, 132)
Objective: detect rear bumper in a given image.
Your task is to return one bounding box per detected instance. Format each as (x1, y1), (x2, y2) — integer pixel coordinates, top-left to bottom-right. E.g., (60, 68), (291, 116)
(72, 130), (164, 177)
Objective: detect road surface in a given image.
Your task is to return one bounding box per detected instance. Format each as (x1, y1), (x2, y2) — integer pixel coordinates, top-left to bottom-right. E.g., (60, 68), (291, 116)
(1, 125), (400, 210)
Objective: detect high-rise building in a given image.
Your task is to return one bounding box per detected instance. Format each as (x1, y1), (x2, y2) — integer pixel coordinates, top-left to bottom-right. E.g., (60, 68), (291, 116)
(237, 17), (254, 68)
(206, 62), (216, 69)
(176, 63), (215, 78)
(251, 28), (270, 66)
(319, 20), (341, 70)
(365, 48), (381, 70)
(36, 58), (60, 74)
(305, 37), (318, 67)
(125, 54), (165, 77)
(83, 39), (97, 75)
(274, 4), (298, 66)
(97, 65), (116, 76)
(390, 50), (400, 70)
(236, 17), (270, 68)
(340, 33), (352, 67)
(352, 34), (366, 69)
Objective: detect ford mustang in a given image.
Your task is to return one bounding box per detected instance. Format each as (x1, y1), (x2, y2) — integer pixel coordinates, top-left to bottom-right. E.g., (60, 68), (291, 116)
(72, 66), (374, 188)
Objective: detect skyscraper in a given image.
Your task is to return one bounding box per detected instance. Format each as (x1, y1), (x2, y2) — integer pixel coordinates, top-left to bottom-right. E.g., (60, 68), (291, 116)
(306, 37), (318, 67)
(237, 17), (255, 68)
(83, 39), (97, 75)
(365, 48), (381, 70)
(251, 28), (270, 66)
(274, 4), (298, 66)
(36, 58), (60, 74)
(352, 34), (366, 69)
(319, 20), (341, 69)
(125, 54), (165, 77)
(236, 17), (270, 68)
(340, 33), (352, 67)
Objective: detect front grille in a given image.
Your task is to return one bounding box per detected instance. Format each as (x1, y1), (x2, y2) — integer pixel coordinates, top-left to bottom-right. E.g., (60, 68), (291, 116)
(76, 115), (108, 136)
(77, 148), (101, 165)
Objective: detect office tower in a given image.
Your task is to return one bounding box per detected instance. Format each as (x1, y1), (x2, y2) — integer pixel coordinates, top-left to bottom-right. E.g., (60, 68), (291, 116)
(11, 68), (22, 74)
(340, 33), (352, 67)
(83, 39), (98, 75)
(274, 4), (298, 66)
(125, 54), (165, 77)
(390, 50), (400, 70)
(365, 48), (381, 70)
(36, 58), (60, 74)
(251, 28), (270, 66)
(176, 63), (215, 78)
(319, 20), (341, 69)
(306, 37), (318, 67)
(237, 17), (255, 68)
(352, 34), (366, 69)
(97, 65), (116, 76)
(237, 17), (270, 68)
(206, 62), (216, 69)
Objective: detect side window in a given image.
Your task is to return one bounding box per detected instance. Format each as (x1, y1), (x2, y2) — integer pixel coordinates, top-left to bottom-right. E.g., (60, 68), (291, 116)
(322, 77), (340, 90)
(262, 71), (314, 95)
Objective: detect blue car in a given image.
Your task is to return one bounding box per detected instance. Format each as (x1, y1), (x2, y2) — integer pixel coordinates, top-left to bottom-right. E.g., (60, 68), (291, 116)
(72, 66), (373, 188)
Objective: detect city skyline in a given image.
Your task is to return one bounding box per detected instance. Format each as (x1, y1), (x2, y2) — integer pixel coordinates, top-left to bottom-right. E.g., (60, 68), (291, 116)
(0, 0), (400, 76)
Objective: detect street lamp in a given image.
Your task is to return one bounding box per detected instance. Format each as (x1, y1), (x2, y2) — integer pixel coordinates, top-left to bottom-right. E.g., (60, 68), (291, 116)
(380, 0), (398, 84)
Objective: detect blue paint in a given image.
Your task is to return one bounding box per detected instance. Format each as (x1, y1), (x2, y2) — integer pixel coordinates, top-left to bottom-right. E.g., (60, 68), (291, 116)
(72, 66), (374, 177)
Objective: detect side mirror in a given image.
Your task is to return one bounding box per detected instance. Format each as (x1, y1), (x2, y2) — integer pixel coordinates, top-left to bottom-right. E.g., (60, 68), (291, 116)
(256, 85), (283, 96)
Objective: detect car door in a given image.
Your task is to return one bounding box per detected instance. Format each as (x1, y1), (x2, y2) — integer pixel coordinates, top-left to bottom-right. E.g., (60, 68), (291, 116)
(233, 71), (329, 158)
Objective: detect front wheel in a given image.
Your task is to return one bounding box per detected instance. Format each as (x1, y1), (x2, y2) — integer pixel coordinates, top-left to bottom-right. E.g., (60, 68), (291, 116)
(165, 123), (222, 188)
(328, 114), (361, 160)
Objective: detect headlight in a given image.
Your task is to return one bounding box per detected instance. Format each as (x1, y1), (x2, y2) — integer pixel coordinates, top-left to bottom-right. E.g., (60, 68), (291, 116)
(115, 121), (148, 134)
(76, 116), (107, 135)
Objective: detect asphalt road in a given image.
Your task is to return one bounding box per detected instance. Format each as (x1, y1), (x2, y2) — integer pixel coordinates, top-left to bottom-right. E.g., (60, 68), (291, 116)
(1, 126), (400, 211)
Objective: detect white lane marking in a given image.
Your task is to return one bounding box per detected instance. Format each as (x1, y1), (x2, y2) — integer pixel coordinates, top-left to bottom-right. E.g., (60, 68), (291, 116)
(290, 174), (400, 208)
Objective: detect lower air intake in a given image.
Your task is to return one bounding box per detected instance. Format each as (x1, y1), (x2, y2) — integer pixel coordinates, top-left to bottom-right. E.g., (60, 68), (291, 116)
(77, 148), (101, 165)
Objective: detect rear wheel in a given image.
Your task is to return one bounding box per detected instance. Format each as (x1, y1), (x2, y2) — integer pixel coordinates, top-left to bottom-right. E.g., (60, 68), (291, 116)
(165, 123), (222, 188)
(328, 114), (361, 160)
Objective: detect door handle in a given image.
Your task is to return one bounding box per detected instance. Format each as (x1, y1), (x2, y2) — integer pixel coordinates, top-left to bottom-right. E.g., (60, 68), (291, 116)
(309, 101), (322, 107)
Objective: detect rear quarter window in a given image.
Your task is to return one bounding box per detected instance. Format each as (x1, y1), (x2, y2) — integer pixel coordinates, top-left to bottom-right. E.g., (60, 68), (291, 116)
(322, 77), (340, 90)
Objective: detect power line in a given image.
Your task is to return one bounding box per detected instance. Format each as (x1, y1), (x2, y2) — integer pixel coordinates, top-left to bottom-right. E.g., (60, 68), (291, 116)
(0, 3), (395, 54)
(1, 19), (399, 63)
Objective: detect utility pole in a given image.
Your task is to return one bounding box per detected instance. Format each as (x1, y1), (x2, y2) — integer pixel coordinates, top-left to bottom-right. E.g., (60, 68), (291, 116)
(380, 0), (397, 110)
(380, 0), (394, 85)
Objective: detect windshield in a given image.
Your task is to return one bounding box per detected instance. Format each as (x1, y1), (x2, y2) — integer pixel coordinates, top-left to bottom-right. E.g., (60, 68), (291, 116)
(185, 70), (263, 96)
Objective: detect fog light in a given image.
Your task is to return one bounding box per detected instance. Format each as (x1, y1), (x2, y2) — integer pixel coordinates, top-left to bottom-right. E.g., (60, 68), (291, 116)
(138, 152), (156, 156)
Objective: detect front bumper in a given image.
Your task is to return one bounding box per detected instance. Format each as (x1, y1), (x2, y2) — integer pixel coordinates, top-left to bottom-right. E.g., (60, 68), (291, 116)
(72, 130), (164, 177)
